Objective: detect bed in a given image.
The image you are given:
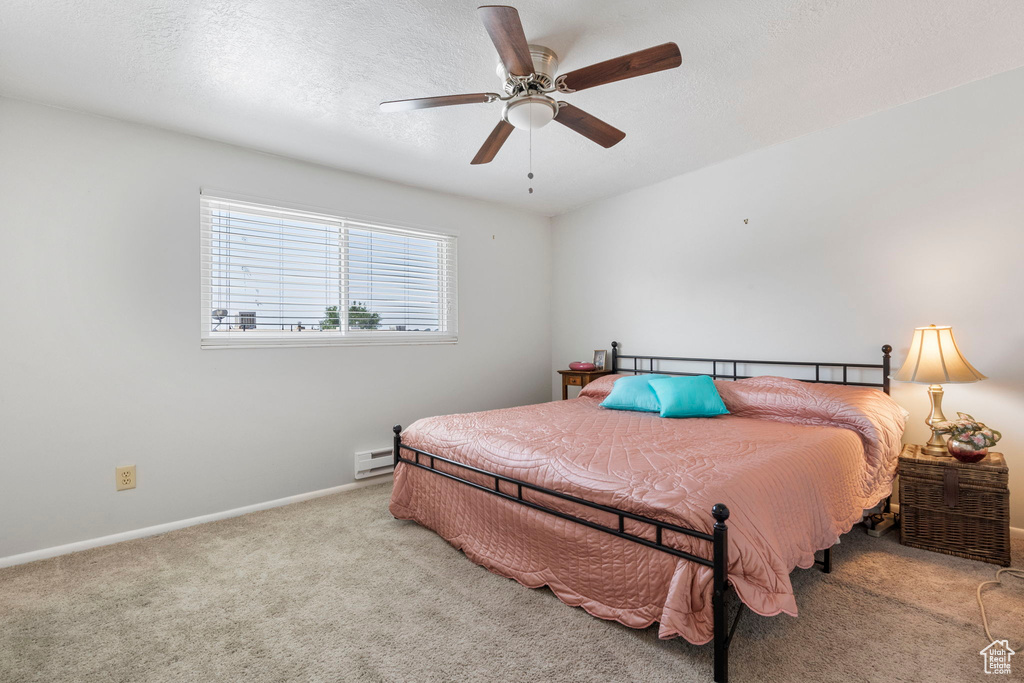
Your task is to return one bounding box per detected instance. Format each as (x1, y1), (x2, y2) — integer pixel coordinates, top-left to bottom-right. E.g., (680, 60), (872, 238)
(388, 342), (906, 682)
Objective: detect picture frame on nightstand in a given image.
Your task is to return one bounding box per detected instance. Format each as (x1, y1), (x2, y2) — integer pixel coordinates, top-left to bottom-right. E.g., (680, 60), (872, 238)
(593, 349), (607, 371)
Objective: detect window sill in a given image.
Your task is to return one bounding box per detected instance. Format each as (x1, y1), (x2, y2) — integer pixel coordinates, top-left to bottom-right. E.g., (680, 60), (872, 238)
(200, 334), (458, 350)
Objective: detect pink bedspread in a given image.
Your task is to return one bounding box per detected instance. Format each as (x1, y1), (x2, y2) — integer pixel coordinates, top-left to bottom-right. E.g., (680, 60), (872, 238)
(389, 375), (906, 644)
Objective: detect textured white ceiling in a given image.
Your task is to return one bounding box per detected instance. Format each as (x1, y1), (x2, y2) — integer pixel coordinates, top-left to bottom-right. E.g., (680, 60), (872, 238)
(2, 1), (1023, 215)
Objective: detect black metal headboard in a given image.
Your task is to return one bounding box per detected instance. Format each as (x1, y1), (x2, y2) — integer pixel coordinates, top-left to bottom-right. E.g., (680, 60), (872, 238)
(611, 341), (892, 394)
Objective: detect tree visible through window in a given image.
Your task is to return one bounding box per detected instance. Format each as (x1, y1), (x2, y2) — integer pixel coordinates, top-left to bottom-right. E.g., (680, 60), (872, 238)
(347, 302), (381, 330)
(320, 306), (340, 330)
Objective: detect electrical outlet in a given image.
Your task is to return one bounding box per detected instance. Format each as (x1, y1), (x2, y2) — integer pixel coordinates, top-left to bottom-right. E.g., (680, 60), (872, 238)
(116, 465), (136, 491)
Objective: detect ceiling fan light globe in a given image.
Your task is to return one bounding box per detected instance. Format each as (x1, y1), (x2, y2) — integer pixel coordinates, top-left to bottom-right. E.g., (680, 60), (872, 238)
(503, 96), (557, 130)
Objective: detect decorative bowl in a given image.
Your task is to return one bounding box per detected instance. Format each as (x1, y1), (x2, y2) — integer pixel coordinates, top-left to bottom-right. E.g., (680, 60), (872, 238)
(568, 362), (597, 371)
(947, 438), (988, 463)
(936, 413), (1000, 463)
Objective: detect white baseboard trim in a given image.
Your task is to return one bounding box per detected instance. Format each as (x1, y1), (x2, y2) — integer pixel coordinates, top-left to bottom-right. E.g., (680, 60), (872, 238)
(888, 503), (1023, 539)
(0, 475), (393, 569)
(2, 481), (1016, 569)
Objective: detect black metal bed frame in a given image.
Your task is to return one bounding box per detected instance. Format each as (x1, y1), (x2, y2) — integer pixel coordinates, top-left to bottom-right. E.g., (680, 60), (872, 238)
(392, 342), (892, 683)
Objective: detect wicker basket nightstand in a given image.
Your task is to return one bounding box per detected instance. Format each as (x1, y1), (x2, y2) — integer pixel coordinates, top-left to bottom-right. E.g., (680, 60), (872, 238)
(898, 444), (1010, 566)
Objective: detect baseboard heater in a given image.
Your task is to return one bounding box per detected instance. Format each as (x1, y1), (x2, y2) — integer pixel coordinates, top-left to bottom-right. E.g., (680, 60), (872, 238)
(355, 447), (395, 479)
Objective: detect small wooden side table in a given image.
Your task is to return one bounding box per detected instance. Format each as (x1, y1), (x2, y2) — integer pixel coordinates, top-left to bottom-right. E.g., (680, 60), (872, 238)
(557, 369), (613, 400)
(898, 444), (1010, 566)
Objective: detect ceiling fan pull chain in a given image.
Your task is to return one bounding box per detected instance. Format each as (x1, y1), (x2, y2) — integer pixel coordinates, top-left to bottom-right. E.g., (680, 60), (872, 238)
(528, 104), (534, 194)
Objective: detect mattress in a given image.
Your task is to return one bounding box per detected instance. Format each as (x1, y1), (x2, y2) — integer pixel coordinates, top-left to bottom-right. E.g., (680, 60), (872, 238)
(388, 375), (906, 644)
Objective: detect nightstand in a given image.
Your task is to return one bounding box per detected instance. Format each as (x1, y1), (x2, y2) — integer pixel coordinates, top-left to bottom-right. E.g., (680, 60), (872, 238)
(557, 369), (613, 400)
(898, 444), (1010, 566)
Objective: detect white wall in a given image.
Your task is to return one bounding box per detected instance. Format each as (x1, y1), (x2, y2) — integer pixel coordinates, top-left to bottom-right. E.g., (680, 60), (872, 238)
(0, 98), (552, 558)
(3, 62), (1022, 559)
(551, 67), (1024, 527)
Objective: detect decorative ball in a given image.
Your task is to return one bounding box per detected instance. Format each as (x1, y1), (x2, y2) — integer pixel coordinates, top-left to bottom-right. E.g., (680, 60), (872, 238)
(568, 362), (597, 371)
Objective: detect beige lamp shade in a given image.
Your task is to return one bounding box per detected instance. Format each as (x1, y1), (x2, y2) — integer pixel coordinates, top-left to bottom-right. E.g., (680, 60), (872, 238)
(891, 325), (987, 384)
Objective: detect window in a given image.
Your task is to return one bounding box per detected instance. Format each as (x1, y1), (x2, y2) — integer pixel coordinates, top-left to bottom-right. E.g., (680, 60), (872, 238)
(200, 193), (457, 348)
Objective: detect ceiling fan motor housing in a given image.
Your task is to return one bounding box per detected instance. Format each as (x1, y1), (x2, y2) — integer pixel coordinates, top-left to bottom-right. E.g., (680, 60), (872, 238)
(496, 44), (559, 94)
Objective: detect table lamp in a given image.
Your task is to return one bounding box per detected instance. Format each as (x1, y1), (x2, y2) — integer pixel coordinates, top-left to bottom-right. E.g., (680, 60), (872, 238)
(891, 325), (987, 456)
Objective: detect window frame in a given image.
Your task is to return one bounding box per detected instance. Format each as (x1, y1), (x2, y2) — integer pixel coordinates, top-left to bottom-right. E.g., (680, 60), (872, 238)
(200, 190), (458, 349)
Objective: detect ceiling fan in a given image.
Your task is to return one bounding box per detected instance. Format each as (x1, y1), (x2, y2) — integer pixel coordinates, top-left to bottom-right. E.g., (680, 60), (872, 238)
(380, 5), (681, 165)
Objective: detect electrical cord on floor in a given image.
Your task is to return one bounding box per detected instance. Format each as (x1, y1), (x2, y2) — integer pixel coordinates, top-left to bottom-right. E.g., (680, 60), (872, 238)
(977, 567), (1024, 644)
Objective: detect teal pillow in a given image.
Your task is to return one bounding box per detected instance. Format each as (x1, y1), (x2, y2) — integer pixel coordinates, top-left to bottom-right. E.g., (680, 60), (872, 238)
(599, 374), (670, 412)
(648, 376), (729, 418)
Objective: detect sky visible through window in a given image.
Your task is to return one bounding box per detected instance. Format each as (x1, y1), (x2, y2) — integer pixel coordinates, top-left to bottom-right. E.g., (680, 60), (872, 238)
(210, 209), (443, 332)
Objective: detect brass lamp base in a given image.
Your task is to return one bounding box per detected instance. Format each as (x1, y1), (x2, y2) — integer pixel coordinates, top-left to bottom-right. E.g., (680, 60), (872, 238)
(922, 383), (949, 457)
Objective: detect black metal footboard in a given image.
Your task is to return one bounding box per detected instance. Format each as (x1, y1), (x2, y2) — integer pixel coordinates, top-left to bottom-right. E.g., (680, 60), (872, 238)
(392, 426), (754, 683)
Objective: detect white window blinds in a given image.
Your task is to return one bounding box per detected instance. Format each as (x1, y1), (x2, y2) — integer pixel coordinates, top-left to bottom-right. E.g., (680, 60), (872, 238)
(200, 194), (457, 348)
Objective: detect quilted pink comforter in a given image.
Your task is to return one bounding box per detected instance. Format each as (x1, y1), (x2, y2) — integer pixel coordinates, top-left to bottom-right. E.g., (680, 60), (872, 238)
(389, 375), (906, 644)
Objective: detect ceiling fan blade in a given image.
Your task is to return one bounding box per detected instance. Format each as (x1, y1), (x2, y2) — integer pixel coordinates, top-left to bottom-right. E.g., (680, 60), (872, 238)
(554, 103), (625, 148)
(380, 93), (499, 113)
(557, 42), (681, 93)
(478, 5), (534, 77)
(471, 120), (514, 165)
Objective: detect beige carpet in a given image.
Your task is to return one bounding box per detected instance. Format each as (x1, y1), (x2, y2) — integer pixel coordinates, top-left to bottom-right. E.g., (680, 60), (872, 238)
(1, 481), (1021, 682)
